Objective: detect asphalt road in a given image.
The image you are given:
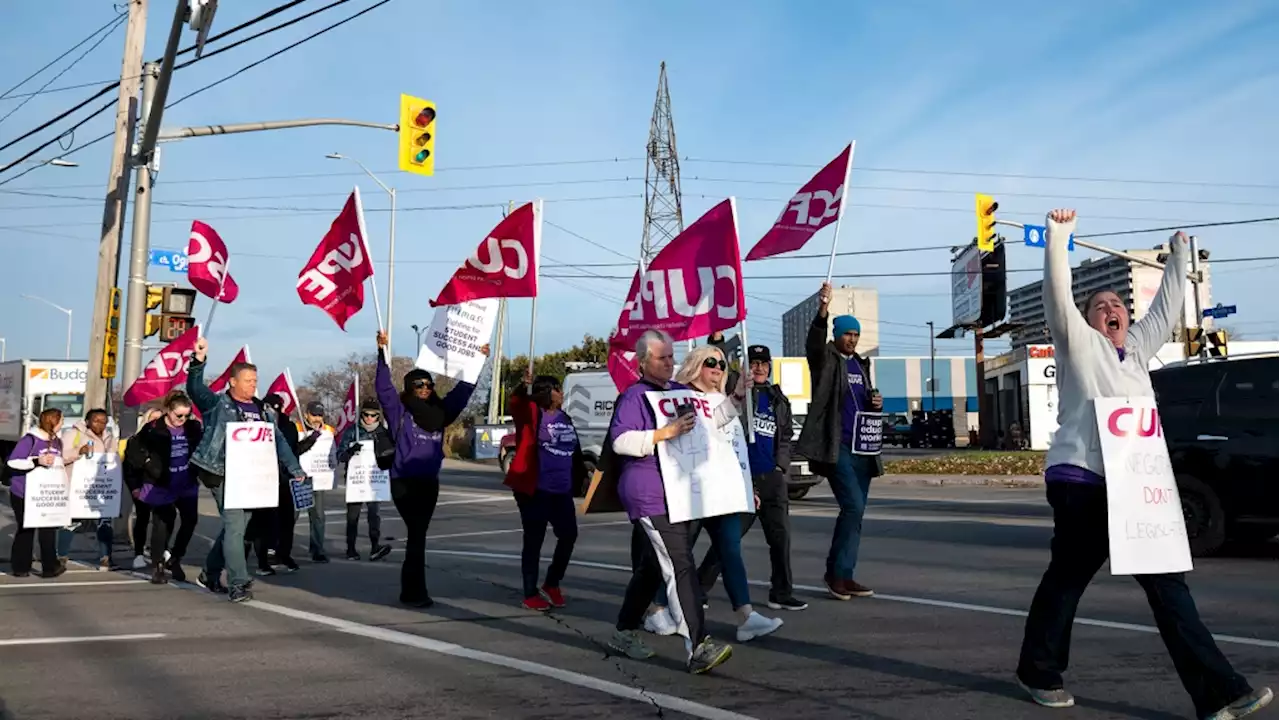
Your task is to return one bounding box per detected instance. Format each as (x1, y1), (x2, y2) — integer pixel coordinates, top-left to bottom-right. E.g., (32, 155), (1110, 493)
(1, 461), (1275, 720)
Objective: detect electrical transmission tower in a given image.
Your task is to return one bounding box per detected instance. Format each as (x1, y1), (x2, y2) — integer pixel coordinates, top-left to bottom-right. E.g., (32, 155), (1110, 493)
(640, 62), (684, 265)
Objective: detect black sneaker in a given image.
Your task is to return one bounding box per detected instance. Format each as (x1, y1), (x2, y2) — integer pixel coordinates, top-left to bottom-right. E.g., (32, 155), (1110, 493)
(767, 596), (809, 611)
(167, 558), (186, 584)
(370, 544), (392, 562)
(197, 571), (228, 594)
(346, 549), (361, 561)
(311, 554), (330, 564)
(12, 571), (30, 578)
(149, 566), (168, 585)
(255, 566), (277, 577)
(41, 564), (67, 579)
(282, 558), (300, 573)
(229, 585), (253, 603)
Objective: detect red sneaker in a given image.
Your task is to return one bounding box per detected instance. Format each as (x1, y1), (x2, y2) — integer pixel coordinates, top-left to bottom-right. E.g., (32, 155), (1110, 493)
(522, 595), (552, 612)
(541, 585), (566, 608)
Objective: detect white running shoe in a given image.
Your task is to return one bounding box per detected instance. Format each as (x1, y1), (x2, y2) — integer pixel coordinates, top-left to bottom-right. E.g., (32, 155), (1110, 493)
(736, 611), (783, 642)
(131, 555), (147, 570)
(163, 550), (171, 563)
(643, 609), (678, 636)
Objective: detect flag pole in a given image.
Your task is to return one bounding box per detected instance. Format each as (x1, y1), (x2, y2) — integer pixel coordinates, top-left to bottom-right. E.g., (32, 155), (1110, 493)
(739, 319), (755, 442)
(823, 141), (856, 284)
(285, 367), (305, 427)
(202, 257), (230, 334)
(527, 198), (542, 392)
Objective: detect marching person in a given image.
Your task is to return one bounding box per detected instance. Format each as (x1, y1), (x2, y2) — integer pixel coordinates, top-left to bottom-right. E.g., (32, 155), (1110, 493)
(504, 369), (585, 611)
(58, 408), (118, 571)
(698, 343), (806, 611)
(123, 391), (203, 584)
(5, 408), (67, 578)
(374, 330), (485, 608)
(187, 337), (307, 603)
(296, 402), (335, 563)
(123, 408), (163, 570)
(607, 329), (743, 675)
(796, 281), (883, 601)
(674, 345), (783, 642)
(1015, 210), (1272, 719)
(336, 399), (393, 562)
(255, 393), (305, 576)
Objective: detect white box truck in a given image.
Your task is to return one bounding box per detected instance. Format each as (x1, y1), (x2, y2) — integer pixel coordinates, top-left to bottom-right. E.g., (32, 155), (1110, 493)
(0, 359), (89, 482)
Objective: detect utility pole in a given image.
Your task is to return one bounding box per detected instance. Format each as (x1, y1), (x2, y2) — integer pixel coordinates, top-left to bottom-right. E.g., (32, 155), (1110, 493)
(85, 0), (147, 412)
(1188, 235), (1208, 360)
(927, 321), (936, 412)
(119, 63), (160, 433)
(487, 299), (508, 424)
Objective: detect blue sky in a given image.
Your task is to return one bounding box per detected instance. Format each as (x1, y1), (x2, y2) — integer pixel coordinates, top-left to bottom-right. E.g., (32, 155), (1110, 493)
(1, 0), (1276, 383)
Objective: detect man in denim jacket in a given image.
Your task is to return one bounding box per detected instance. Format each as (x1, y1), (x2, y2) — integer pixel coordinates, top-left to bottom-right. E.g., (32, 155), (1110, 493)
(186, 337), (306, 603)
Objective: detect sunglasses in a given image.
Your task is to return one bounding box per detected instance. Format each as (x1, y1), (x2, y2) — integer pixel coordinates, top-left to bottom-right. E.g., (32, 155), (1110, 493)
(171, 412), (190, 421)
(361, 411), (381, 419)
(702, 357), (727, 371)
(411, 380), (434, 390)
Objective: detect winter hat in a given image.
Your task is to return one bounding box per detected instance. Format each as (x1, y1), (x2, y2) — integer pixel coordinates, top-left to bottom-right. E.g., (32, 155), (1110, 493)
(403, 367), (433, 390)
(832, 315), (861, 338)
(305, 401), (326, 416)
(359, 398), (382, 413)
(747, 345), (772, 364)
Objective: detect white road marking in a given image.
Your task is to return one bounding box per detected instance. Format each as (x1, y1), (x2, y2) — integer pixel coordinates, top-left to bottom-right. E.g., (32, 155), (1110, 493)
(0, 633), (167, 647)
(247, 599), (760, 720)
(0, 580), (148, 589)
(789, 509), (1053, 527)
(424, 549), (1280, 650)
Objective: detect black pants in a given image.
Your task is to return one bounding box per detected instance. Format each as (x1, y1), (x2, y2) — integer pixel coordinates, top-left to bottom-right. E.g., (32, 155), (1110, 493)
(346, 502), (382, 552)
(1017, 482), (1252, 717)
(514, 490), (578, 598)
(266, 482), (298, 565)
(132, 501), (152, 557)
(10, 493), (57, 575)
(391, 475), (440, 602)
(617, 514), (706, 660)
(149, 496), (198, 563)
(699, 470), (793, 600)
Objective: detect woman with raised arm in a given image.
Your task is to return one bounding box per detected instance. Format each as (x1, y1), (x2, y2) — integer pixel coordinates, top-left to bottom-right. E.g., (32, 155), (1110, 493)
(1015, 209), (1272, 720)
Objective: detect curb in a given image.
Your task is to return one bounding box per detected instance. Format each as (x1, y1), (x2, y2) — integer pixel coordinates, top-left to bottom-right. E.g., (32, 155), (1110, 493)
(878, 474), (1043, 487)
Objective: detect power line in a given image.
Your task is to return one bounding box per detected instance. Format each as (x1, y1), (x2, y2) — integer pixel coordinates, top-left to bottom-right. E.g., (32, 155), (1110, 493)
(1076, 217), (1280, 239)
(0, 13), (126, 128)
(0, 10), (126, 101)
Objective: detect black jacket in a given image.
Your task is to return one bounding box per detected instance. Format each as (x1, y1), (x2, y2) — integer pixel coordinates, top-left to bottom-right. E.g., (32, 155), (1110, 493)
(123, 418), (204, 491)
(796, 312), (884, 479)
(725, 367), (793, 475)
(275, 417), (302, 482)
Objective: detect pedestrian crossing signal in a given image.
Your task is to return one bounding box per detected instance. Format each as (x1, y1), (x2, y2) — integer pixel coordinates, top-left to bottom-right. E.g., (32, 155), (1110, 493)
(398, 94), (435, 177)
(975, 193), (998, 252)
(1184, 327), (1228, 358)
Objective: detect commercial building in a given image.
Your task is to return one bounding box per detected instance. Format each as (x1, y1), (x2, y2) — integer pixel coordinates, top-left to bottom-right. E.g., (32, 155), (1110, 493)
(1007, 244), (1212, 349)
(781, 286), (879, 357)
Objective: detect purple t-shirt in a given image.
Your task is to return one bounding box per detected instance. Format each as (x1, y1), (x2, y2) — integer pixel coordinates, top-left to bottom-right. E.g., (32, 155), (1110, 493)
(537, 409), (577, 494)
(141, 424), (198, 506)
(237, 401), (263, 422)
(840, 357), (870, 446)
(611, 379), (687, 521)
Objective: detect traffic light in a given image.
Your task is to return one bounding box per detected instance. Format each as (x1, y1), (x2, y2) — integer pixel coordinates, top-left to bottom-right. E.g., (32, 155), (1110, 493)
(1183, 327), (1228, 358)
(144, 285), (197, 341)
(975, 193), (999, 252)
(398, 93), (436, 177)
(101, 288), (121, 379)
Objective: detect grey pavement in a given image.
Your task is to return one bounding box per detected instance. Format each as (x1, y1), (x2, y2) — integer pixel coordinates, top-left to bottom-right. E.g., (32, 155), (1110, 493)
(0, 463), (1275, 719)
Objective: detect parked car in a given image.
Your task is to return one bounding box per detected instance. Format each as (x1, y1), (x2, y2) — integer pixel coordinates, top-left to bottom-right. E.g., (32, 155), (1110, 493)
(1151, 353), (1278, 556)
(787, 414), (824, 500)
(882, 412), (911, 447)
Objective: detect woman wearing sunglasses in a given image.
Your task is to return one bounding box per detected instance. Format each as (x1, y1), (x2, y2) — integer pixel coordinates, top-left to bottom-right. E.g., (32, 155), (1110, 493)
(671, 345), (783, 643)
(123, 391), (204, 584)
(336, 399), (394, 562)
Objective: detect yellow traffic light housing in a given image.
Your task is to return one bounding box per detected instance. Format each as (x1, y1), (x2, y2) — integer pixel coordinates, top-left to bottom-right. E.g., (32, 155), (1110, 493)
(975, 193), (999, 252)
(398, 93), (436, 177)
(144, 314), (165, 339)
(146, 285), (165, 311)
(144, 285), (197, 341)
(101, 287), (121, 378)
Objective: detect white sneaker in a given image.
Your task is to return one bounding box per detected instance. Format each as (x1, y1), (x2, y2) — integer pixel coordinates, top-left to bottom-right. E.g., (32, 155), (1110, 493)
(131, 555), (147, 570)
(643, 609), (678, 636)
(736, 611), (783, 642)
(163, 550), (171, 562)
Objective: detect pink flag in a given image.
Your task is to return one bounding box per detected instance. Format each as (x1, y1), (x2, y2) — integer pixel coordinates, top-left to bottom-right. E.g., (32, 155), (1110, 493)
(431, 200), (541, 307)
(208, 345), (252, 394)
(296, 188), (376, 330)
(332, 380), (358, 437)
(123, 325), (201, 407)
(744, 143), (854, 261)
(609, 198), (746, 351)
(606, 348), (641, 393)
(265, 371), (301, 418)
(187, 220), (240, 302)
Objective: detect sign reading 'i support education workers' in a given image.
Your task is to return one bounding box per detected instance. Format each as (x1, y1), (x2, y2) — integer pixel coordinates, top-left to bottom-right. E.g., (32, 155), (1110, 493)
(1094, 397), (1193, 576)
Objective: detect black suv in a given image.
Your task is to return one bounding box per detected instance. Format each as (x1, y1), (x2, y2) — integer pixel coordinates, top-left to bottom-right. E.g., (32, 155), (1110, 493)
(1151, 354), (1278, 556)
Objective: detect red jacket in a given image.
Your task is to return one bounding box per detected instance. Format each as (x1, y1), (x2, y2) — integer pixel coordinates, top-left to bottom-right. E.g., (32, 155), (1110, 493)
(502, 387), (587, 496)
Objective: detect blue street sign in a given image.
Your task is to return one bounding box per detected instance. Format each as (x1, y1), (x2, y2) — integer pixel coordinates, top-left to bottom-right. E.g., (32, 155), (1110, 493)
(149, 248), (188, 273)
(1023, 224), (1074, 251)
(1202, 303), (1237, 319)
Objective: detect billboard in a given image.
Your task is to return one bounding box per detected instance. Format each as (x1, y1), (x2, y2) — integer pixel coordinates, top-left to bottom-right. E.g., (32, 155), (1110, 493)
(951, 244), (982, 326)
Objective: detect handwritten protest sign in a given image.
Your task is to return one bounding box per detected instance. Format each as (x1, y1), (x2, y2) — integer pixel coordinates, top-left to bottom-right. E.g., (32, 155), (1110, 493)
(223, 422), (280, 509)
(22, 460), (72, 528)
(1095, 397), (1193, 575)
(345, 440), (391, 503)
(68, 453), (123, 519)
(301, 430), (335, 491)
(647, 390), (752, 523)
(414, 298), (499, 384)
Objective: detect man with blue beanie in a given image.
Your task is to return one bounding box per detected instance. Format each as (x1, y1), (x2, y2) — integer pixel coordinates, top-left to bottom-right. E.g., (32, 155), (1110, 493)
(796, 282), (883, 601)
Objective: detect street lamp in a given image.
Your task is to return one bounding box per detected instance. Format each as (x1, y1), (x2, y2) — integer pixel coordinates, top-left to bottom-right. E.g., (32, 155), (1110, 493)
(20, 295), (73, 359)
(20, 158), (79, 168)
(926, 321), (937, 412)
(410, 323), (425, 349)
(327, 152), (397, 356)
(0, 337), (6, 362)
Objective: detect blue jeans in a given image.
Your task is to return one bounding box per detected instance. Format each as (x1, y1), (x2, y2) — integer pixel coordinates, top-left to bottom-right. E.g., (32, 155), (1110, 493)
(653, 514), (751, 609)
(307, 490), (326, 557)
(56, 520), (112, 560)
(203, 483), (250, 588)
(827, 446), (874, 581)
